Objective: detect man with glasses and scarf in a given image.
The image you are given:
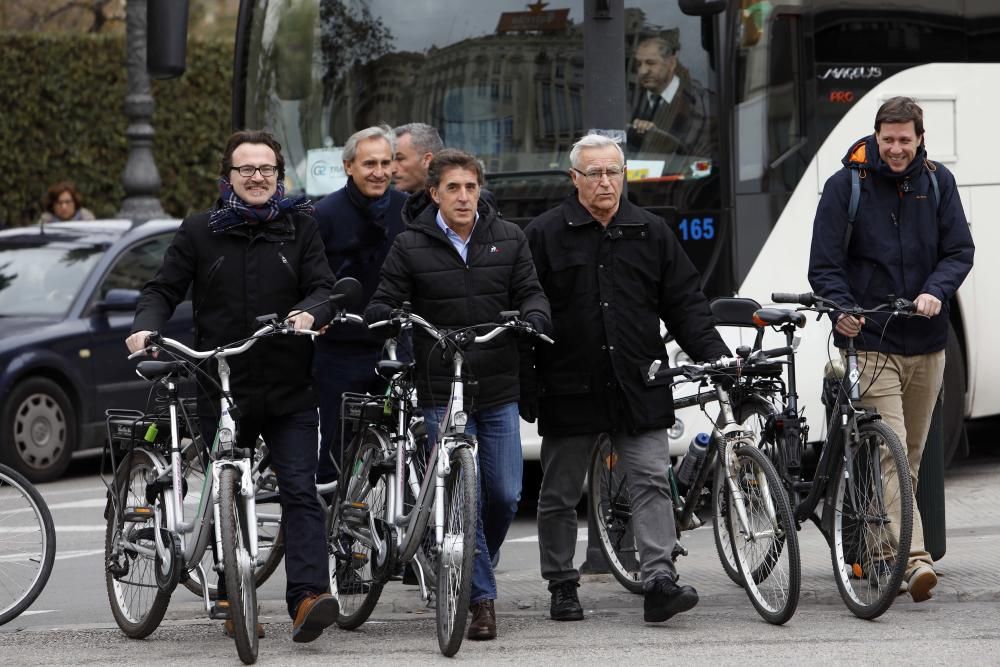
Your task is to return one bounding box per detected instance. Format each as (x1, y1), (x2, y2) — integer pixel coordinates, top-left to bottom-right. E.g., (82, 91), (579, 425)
(523, 133), (729, 625)
(312, 125), (409, 487)
(127, 130), (339, 644)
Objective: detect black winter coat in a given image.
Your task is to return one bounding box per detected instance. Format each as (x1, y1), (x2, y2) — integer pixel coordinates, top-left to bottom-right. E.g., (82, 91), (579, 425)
(365, 192), (550, 409)
(809, 135), (974, 354)
(132, 208), (335, 417)
(524, 196), (729, 437)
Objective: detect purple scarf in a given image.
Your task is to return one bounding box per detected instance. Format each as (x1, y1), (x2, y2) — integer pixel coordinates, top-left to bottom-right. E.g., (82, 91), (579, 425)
(208, 179), (313, 234)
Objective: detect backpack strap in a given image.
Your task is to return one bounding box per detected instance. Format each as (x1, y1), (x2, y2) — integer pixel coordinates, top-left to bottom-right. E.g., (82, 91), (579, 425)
(843, 166), (861, 250)
(926, 160), (940, 212)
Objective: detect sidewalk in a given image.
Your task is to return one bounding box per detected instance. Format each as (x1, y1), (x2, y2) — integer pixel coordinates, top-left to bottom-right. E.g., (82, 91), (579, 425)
(374, 458), (1000, 614)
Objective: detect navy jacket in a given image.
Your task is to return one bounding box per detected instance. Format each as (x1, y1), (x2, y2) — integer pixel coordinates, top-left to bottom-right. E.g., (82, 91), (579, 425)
(525, 196), (729, 436)
(365, 191), (551, 409)
(313, 182), (407, 348)
(809, 135), (974, 355)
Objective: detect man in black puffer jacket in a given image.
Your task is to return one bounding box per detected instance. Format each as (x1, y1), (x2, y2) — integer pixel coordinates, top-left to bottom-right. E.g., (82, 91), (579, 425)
(128, 130), (339, 643)
(366, 149), (550, 642)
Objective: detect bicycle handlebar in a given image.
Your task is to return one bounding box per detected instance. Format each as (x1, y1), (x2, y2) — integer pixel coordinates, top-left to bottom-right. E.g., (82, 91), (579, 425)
(645, 345), (792, 385)
(127, 321), (316, 361)
(770, 291), (917, 317)
(368, 311), (555, 346)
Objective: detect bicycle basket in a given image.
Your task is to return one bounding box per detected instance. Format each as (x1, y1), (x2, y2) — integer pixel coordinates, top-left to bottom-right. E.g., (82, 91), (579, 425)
(340, 392), (392, 427)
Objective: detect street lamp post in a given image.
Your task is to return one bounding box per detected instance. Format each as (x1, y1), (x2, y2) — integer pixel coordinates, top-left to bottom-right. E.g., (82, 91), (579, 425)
(118, 0), (165, 225)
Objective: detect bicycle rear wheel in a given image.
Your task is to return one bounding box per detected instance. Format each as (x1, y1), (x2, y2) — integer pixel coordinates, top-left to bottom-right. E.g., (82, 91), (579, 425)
(588, 436), (642, 594)
(218, 466), (258, 664)
(104, 448), (172, 638)
(0, 463), (56, 625)
(436, 446), (477, 657)
(713, 397), (776, 587)
(330, 428), (389, 630)
(830, 419), (912, 619)
(727, 445), (800, 625)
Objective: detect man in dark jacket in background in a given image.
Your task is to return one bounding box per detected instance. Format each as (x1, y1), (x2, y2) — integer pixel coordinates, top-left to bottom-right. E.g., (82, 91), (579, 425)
(312, 125), (408, 485)
(127, 130), (339, 642)
(366, 149), (551, 641)
(524, 133), (729, 624)
(809, 97), (974, 603)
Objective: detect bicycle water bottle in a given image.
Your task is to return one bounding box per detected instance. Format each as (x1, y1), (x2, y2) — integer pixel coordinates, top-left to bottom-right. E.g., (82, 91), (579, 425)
(675, 432), (711, 494)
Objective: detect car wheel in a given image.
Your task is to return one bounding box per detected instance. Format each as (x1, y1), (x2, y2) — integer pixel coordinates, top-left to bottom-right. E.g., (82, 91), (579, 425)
(0, 377), (76, 482)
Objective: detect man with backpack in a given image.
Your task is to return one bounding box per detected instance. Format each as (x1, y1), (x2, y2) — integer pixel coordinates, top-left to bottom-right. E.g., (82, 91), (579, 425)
(808, 96), (974, 603)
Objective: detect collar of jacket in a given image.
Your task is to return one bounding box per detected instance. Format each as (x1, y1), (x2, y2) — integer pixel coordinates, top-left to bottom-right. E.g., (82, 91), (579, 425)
(218, 207), (297, 242)
(561, 195), (645, 228)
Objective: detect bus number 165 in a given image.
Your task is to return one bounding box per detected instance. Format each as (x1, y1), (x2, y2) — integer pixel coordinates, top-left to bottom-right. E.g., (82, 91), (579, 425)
(678, 217), (715, 241)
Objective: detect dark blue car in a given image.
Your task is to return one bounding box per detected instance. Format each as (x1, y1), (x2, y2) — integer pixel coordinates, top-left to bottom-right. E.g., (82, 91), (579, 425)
(0, 220), (193, 482)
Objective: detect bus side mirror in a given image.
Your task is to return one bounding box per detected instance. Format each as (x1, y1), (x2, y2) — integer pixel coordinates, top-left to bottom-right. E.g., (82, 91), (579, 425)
(679, 0), (726, 17)
(147, 0), (190, 79)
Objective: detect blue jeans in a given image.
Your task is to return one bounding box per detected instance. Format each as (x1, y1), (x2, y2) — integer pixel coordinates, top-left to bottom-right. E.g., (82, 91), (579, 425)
(424, 402), (522, 604)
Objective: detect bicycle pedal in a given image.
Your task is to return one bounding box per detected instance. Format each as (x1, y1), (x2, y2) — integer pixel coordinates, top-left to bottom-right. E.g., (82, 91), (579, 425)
(123, 506), (154, 522)
(210, 601), (231, 620)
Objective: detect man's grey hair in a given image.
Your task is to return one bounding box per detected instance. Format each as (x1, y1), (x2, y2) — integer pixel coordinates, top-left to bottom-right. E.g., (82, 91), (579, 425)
(394, 122), (444, 155)
(569, 133), (625, 168)
(343, 124), (395, 162)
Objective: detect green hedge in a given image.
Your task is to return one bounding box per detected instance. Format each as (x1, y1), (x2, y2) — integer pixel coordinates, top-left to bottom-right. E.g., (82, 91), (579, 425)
(0, 32), (233, 227)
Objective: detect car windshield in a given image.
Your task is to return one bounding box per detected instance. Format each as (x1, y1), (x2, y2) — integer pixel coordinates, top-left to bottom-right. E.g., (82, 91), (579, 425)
(0, 244), (105, 316)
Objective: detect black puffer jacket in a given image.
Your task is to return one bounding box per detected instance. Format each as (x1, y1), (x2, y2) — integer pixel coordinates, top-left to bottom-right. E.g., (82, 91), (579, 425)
(524, 196), (729, 436)
(365, 192), (550, 409)
(132, 208), (335, 416)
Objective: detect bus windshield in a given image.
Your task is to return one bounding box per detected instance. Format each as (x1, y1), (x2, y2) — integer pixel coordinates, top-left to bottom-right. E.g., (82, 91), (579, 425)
(242, 1), (723, 253)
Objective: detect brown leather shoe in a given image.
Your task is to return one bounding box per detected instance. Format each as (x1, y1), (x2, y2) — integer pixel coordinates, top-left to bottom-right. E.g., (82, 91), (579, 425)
(467, 599), (496, 640)
(224, 619), (265, 639)
(292, 592), (338, 643)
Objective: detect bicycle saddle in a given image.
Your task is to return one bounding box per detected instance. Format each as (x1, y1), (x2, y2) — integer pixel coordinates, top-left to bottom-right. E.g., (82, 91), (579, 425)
(752, 308), (807, 328)
(376, 359), (414, 379)
(136, 360), (188, 380)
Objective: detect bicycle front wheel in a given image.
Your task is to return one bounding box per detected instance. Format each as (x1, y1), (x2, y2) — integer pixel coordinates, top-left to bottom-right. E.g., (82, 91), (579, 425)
(830, 419), (912, 620)
(588, 436), (642, 594)
(436, 446), (477, 657)
(713, 397), (775, 587)
(104, 449), (172, 638)
(218, 467), (258, 665)
(330, 429), (389, 630)
(727, 446), (800, 625)
(0, 463), (56, 625)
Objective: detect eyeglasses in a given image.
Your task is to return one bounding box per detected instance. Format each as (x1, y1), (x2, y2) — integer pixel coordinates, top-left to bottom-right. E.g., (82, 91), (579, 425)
(231, 164), (278, 178)
(571, 166), (626, 181)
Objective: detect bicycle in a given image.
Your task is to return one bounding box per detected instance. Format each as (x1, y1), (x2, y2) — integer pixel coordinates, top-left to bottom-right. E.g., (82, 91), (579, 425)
(104, 314), (322, 664)
(759, 291), (915, 619)
(590, 346), (801, 625)
(328, 308), (551, 656)
(0, 462), (56, 625)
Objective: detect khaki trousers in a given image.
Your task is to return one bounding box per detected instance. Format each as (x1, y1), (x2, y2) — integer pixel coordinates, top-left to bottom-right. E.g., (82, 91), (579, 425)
(850, 349), (946, 576)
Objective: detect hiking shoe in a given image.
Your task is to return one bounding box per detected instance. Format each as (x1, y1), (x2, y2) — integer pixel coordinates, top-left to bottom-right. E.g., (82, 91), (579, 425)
(549, 581), (584, 621)
(908, 565), (938, 603)
(467, 599), (496, 640)
(643, 576), (698, 623)
(292, 592), (338, 643)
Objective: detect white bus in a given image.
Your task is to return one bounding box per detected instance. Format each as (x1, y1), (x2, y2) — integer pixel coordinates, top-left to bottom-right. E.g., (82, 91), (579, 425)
(211, 0), (997, 466)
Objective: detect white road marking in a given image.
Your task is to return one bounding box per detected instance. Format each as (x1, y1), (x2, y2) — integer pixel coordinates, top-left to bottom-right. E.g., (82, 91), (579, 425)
(17, 609), (57, 617)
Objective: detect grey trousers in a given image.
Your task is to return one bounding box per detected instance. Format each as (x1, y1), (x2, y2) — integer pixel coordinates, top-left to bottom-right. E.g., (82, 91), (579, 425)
(537, 429), (677, 589)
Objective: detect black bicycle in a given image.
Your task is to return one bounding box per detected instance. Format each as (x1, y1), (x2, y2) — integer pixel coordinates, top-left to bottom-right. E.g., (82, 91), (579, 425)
(758, 291), (915, 619)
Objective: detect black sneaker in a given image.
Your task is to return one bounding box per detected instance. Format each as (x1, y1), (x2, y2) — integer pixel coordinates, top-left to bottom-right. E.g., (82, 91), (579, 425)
(643, 576), (698, 623)
(549, 581), (584, 621)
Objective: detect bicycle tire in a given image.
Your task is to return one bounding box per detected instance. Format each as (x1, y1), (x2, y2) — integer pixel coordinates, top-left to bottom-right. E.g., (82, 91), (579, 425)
(0, 463), (56, 625)
(588, 436), (642, 594)
(436, 446), (477, 657)
(713, 397), (776, 587)
(218, 466), (259, 664)
(104, 448), (172, 638)
(830, 419), (912, 620)
(727, 445), (800, 625)
(331, 429), (388, 630)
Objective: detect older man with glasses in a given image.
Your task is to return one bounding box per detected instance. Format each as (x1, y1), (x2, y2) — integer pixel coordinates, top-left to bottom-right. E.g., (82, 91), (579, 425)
(522, 133), (730, 625)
